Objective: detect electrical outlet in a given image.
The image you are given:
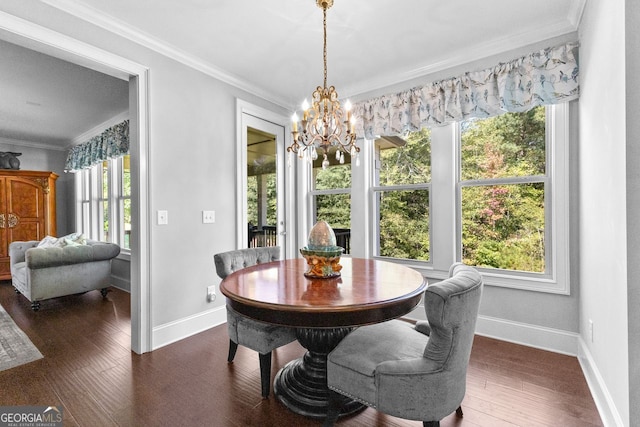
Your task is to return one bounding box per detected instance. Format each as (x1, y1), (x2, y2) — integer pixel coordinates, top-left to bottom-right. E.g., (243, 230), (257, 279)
(157, 210), (168, 225)
(207, 285), (216, 303)
(589, 319), (594, 342)
(202, 210), (215, 224)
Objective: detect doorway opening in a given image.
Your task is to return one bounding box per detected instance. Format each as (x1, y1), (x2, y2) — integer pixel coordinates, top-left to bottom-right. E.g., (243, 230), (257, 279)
(0, 13), (151, 353)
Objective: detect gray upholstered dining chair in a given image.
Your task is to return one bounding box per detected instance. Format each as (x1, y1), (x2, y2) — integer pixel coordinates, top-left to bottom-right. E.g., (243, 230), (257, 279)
(325, 263), (483, 427)
(214, 246), (296, 399)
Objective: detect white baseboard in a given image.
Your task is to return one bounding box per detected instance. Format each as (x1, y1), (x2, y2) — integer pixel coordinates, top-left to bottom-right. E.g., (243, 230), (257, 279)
(577, 337), (625, 427)
(109, 274), (130, 292)
(474, 314), (579, 356)
(405, 307), (580, 356)
(152, 305), (227, 350)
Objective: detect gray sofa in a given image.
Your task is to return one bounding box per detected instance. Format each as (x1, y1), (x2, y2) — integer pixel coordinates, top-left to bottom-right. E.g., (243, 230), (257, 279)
(10, 239), (121, 311)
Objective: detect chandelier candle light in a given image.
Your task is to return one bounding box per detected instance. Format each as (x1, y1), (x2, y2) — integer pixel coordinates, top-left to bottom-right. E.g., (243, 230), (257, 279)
(288, 0), (359, 169)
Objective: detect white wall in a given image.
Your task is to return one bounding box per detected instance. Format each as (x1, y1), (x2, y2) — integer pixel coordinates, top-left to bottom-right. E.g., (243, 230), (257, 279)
(579, 0), (629, 425)
(0, 140), (71, 235)
(625, 0), (640, 423)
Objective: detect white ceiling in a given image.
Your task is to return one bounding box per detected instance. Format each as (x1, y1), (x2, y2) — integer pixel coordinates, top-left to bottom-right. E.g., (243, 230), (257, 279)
(1, 0), (584, 149)
(0, 38), (129, 149)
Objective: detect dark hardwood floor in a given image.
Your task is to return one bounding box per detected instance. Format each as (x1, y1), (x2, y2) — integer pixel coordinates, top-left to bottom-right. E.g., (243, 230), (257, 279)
(0, 282), (603, 426)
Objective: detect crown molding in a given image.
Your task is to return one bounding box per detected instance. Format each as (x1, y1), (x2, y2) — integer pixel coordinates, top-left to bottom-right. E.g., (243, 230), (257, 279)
(68, 110), (129, 148)
(40, 0), (586, 108)
(40, 0), (291, 109)
(568, 0), (588, 28)
(0, 136), (67, 152)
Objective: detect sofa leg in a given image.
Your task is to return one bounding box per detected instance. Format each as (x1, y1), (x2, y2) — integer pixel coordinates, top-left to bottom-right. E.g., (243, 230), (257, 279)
(456, 406), (464, 417)
(100, 288), (109, 298)
(259, 352), (272, 399)
(14, 287), (20, 294)
(31, 301), (40, 312)
(423, 422), (439, 427)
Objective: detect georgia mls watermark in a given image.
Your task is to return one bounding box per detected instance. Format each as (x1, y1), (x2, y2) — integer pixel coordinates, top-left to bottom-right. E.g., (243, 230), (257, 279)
(0, 406), (63, 427)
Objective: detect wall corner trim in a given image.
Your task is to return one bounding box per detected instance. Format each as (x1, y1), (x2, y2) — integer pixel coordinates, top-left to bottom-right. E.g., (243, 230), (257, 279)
(578, 338), (625, 427)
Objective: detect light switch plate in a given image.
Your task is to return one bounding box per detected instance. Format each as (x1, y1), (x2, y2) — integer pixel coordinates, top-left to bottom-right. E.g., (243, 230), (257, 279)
(202, 210), (215, 224)
(157, 210), (168, 225)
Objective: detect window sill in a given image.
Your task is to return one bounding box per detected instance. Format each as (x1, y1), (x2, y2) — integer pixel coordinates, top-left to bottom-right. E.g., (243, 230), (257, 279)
(373, 257), (570, 295)
(116, 250), (131, 262)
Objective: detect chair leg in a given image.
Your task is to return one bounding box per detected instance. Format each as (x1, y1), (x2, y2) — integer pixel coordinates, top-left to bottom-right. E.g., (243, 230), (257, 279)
(259, 352), (272, 399)
(423, 406), (461, 426)
(227, 340), (238, 363)
(322, 390), (342, 427)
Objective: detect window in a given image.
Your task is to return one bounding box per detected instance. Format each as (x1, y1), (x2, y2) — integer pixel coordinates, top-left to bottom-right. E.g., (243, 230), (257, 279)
(75, 154), (131, 252)
(119, 155), (131, 249)
(318, 103), (570, 293)
(372, 131), (431, 261)
(310, 158), (352, 253)
(459, 106), (547, 273)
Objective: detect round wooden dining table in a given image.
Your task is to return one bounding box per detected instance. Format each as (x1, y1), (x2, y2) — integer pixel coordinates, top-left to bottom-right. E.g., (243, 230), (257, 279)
(219, 257), (426, 419)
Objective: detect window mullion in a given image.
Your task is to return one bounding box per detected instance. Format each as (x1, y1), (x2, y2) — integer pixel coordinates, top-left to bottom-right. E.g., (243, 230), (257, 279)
(371, 183), (430, 192)
(110, 158), (120, 245)
(90, 166), (100, 240)
(310, 188), (350, 196)
(431, 123), (457, 273)
(460, 175), (547, 187)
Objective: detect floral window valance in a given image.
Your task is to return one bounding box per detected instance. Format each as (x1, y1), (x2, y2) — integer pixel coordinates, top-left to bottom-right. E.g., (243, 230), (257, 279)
(64, 120), (129, 172)
(354, 42), (579, 139)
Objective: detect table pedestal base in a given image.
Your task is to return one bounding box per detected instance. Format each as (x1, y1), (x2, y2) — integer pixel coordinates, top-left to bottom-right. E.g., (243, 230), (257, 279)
(273, 327), (365, 419)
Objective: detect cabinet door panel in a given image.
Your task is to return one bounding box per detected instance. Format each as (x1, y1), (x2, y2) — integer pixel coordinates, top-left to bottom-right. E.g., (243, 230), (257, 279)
(9, 179), (42, 218)
(8, 223), (41, 244)
(0, 259), (9, 277)
(6, 178), (46, 242)
(0, 178), (6, 259)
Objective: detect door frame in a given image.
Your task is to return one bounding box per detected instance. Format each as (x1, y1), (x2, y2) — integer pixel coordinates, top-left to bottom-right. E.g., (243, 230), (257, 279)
(236, 100), (294, 258)
(0, 11), (152, 353)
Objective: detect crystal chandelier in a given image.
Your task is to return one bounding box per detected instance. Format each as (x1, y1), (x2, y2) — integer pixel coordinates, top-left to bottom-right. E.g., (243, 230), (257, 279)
(288, 0), (359, 169)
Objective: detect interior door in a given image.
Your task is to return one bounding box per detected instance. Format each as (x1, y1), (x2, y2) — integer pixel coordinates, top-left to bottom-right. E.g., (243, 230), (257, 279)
(239, 112), (287, 255)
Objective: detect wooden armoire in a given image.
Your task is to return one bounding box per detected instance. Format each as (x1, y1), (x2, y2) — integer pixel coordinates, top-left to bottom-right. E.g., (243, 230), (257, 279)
(0, 170), (57, 280)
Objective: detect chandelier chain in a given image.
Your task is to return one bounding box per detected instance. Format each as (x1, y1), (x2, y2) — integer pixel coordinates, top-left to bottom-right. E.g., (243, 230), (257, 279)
(323, 5), (328, 89)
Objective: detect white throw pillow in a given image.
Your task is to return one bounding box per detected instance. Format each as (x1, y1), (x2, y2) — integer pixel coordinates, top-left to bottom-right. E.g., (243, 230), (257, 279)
(37, 235), (60, 248)
(58, 232), (87, 246)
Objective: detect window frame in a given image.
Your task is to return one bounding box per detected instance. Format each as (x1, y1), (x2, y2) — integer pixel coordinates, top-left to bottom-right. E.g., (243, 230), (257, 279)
(349, 103), (569, 294)
(74, 155), (131, 256)
(454, 104), (569, 293)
